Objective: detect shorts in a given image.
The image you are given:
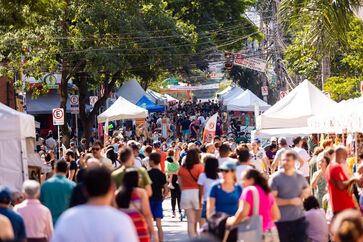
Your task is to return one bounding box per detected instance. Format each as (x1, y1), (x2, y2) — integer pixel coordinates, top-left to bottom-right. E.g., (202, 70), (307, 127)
(182, 129), (190, 135)
(150, 200), (163, 219)
(181, 189), (200, 210)
(201, 201), (207, 218)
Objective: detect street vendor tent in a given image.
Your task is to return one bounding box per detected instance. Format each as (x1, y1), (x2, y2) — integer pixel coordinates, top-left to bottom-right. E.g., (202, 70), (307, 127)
(0, 103), (36, 191)
(146, 89), (167, 105)
(221, 86), (244, 105)
(216, 86), (233, 98)
(136, 96), (165, 113)
(226, 89), (270, 112)
(116, 79), (145, 104)
(164, 94), (179, 103)
(97, 97), (148, 123)
(256, 80), (338, 130)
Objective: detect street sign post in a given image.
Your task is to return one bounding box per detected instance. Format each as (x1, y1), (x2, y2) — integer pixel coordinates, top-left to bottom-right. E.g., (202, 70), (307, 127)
(52, 108), (64, 159)
(279, 91), (288, 100)
(70, 95), (79, 143)
(261, 86), (268, 96)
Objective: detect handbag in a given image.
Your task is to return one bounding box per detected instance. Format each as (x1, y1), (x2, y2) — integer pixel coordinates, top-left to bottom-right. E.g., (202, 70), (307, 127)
(236, 186), (263, 242)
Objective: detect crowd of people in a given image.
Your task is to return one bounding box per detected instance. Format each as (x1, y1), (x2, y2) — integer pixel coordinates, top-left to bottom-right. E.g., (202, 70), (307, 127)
(2, 103), (363, 242)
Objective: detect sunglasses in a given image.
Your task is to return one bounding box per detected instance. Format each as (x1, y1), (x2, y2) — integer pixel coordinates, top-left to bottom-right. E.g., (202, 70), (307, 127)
(92, 148), (100, 151)
(220, 169), (234, 173)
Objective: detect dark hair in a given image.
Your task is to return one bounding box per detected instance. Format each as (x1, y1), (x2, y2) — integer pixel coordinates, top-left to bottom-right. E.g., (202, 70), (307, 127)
(144, 145), (153, 154)
(293, 136), (302, 146)
(360, 153), (363, 160)
(65, 149), (75, 158)
(93, 140), (103, 148)
(322, 156), (331, 166)
(313, 147), (324, 156)
(184, 149), (200, 170)
(238, 148), (250, 163)
(118, 148), (133, 164)
(55, 160), (68, 173)
(149, 152), (161, 165)
(303, 196), (320, 211)
(115, 169), (139, 208)
(130, 144), (139, 151)
(203, 155), (219, 180)
(332, 209), (363, 242)
(219, 143), (230, 157)
(200, 145), (207, 153)
(84, 166), (111, 197)
(167, 149), (174, 157)
(269, 144), (277, 150)
(243, 169), (271, 194)
(284, 150), (297, 160)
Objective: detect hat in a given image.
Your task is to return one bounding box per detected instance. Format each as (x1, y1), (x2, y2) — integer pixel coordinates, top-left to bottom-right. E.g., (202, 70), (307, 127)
(219, 160), (237, 171)
(0, 186), (11, 202)
(270, 137), (277, 142)
(254, 138), (261, 144)
(278, 137), (287, 145)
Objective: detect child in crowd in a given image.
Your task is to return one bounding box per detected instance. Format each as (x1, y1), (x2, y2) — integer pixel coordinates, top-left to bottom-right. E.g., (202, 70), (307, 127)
(303, 196), (329, 242)
(148, 152), (168, 242)
(166, 149), (179, 189)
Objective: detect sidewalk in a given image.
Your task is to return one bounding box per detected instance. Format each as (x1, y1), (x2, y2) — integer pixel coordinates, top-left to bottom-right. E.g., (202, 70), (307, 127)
(160, 198), (189, 242)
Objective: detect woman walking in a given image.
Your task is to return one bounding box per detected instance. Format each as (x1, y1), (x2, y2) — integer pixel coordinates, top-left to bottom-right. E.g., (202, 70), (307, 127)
(311, 154), (330, 206)
(115, 169), (158, 242)
(227, 169), (280, 242)
(178, 149), (204, 238)
(166, 149), (182, 218)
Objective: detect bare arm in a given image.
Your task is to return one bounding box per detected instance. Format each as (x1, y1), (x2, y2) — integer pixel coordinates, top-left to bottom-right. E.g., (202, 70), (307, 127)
(271, 200), (281, 222)
(263, 157), (270, 173)
(68, 169), (75, 181)
(198, 185), (204, 208)
(206, 197), (216, 219)
(227, 200), (250, 227)
(144, 184), (153, 197)
(271, 191), (302, 207)
(139, 189), (158, 242)
(310, 171), (322, 189)
(271, 158), (279, 172)
(331, 176), (357, 190)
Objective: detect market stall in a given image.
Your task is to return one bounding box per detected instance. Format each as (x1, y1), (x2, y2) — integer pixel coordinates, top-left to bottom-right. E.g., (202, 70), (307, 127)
(226, 89), (270, 112)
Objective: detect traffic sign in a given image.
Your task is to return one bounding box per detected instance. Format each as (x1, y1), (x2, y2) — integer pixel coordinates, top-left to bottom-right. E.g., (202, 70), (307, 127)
(70, 95), (79, 114)
(90, 96), (98, 106)
(52, 108), (64, 125)
(261, 86), (268, 96)
(279, 91), (288, 99)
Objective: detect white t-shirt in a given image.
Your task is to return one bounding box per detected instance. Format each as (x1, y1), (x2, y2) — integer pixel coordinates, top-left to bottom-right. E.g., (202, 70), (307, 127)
(250, 148), (267, 172)
(52, 205), (138, 242)
(197, 173), (220, 202)
(134, 157), (143, 168)
(236, 164), (252, 185)
(217, 157), (237, 167)
(293, 147), (310, 177)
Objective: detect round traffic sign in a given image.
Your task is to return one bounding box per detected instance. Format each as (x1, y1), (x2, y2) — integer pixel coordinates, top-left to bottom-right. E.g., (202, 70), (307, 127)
(53, 108), (64, 120)
(70, 95), (79, 105)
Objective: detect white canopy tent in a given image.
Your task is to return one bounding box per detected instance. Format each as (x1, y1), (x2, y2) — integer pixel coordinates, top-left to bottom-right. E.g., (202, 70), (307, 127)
(164, 94), (179, 103)
(0, 103), (37, 191)
(146, 89), (167, 105)
(226, 89), (270, 112)
(222, 86), (245, 105)
(216, 86), (233, 98)
(97, 97), (148, 123)
(256, 80), (338, 130)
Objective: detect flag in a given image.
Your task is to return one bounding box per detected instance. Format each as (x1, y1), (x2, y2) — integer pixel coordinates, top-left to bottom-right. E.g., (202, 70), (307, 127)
(203, 113), (218, 143)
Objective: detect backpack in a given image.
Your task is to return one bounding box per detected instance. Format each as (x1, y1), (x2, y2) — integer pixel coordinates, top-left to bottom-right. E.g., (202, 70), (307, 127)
(200, 212), (238, 242)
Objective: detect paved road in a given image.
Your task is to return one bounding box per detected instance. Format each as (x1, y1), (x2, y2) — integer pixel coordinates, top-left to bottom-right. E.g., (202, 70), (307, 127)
(160, 198), (189, 242)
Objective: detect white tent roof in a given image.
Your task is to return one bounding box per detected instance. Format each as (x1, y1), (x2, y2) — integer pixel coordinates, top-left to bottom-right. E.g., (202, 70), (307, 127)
(146, 89), (167, 105)
(97, 97), (148, 123)
(116, 79), (145, 104)
(0, 102), (35, 139)
(216, 86), (233, 97)
(164, 94), (178, 103)
(226, 89), (270, 111)
(222, 86), (244, 105)
(256, 80), (338, 130)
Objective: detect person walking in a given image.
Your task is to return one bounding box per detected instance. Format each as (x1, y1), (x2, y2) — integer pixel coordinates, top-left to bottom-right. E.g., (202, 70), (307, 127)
(116, 169), (157, 242)
(14, 180), (53, 242)
(166, 150), (182, 218)
(197, 155), (220, 225)
(148, 152), (168, 242)
(40, 160), (76, 225)
(227, 169), (281, 242)
(250, 139), (269, 175)
(311, 154), (330, 206)
(326, 146), (360, 215)
(269, 150), (310, 242)
(236, 148), (253, 185)
(178, 149), (204, 238)
(0, 186), (26, 242)
(52, 166), (139, 242)
(292, 137), (310, 181)
(207, 161), (242, 217)
(91, 141), (113, 170)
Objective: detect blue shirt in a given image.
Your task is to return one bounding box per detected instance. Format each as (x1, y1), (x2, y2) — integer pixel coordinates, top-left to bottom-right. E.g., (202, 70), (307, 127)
(40, 175), (76, 224)
(209, 182), (242, 216)
(0, 207), (26, 241)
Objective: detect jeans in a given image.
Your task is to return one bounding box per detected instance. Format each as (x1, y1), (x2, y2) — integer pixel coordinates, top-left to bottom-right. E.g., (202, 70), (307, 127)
(275, 217), (307, 242)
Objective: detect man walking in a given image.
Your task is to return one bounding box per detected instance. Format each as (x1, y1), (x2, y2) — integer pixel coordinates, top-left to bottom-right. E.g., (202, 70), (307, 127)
(269, 150), (310, 242)
(52, 166), (138, 242)
(40, 160), (76, 224)
(14, 180), (53, 242)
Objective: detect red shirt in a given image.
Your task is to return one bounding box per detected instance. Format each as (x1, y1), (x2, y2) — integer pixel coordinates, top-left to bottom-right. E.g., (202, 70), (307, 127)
(326, 162), (356, 213)
(156, 150), (167, 173)
(178, 164), (204, 190)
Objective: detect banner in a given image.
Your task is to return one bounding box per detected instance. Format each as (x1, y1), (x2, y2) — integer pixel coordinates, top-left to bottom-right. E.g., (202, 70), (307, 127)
(168, 83), (219, 91)
(233, 53), (267, 73)
(203, 113), (218, 143)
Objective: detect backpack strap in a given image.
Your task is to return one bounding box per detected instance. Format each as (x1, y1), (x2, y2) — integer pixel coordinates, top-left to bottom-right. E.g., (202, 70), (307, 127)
(249, 186), (260, 215)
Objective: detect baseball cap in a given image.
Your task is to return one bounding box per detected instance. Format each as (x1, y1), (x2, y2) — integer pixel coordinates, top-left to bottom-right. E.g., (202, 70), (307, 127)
(0, 186), (11, 202)
(270, 137), (277, 142)
(254, 138), (261, 144)
(219, 160), (237, 171)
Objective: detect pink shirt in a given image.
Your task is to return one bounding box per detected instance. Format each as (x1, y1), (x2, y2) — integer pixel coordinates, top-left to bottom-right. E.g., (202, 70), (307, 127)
(14, 199), (53, 239)
(241, 185), (276, 232)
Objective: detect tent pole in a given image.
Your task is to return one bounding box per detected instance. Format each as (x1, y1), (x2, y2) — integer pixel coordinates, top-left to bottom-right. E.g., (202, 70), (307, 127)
(355, 132), (358, 169)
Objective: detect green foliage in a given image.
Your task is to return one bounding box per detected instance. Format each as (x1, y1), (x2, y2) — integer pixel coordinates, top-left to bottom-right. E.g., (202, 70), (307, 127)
(324, 76), (360, 101)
